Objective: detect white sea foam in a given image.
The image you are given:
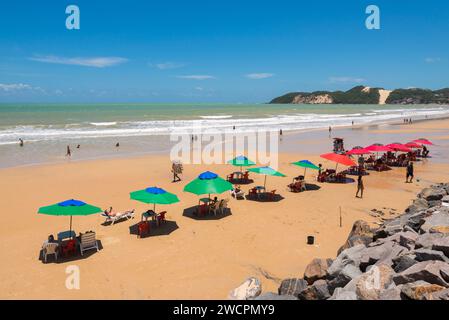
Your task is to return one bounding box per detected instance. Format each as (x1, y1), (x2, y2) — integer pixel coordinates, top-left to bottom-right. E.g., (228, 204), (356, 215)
(1, 106), (449, 145)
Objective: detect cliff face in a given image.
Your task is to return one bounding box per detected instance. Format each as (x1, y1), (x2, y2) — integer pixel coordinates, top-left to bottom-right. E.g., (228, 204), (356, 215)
(292, 94), (333, 104)
(270, 86), (449, 105)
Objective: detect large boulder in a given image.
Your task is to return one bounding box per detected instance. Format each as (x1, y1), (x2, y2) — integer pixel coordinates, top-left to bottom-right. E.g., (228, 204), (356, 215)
(253, 292), (298, 300)
(400, 280), (446, 300)
(327, 264), (362, 294)
(354, 264), (395, 300)
(419, 187), (447, 201)
(392, 253), (418, 273)
(303, 258), (332, 285)
(399, 231), (419, 250)
(278, 278), (308, 297)
(359, 241), (407, 271)
(426, 288), (449, 300)
(297, 279), (331, 300)
(420, 210), (449, 233)
(432, 237), (449, 257)
(379, 284), (403, 300)
(228, 277), (262, 300)
(414, 248), (449, 262)
(393, 260), (449, 287)
(415, 233), (444, 249)
(337, 220), (373, 255)
(405, 198), (429, 214)
(327, 244), (366, 277)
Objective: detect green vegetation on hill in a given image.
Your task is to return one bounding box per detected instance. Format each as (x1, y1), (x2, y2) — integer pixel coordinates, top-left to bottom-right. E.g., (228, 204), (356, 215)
(270, 86), (449, 104)
(270, 86), (380, 104)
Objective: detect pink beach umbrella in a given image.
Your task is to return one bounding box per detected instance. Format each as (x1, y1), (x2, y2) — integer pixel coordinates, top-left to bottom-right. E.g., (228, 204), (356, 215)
(365, 144), (393, 152)
(405, 142), (423, 149)
(386, 143), (412, 153)
(413, 139), (434, 146)
(346, 148), (372, 155)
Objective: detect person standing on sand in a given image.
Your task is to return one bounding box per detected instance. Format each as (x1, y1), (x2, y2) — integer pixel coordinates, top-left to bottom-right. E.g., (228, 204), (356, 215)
(19, 138), (24, 147)
(406, 161), (414, 183)
(356, 173), (364, 198)
(328, 126), (332, 137)
(66, 145), (71, 157)
(115, 142), (120, 148)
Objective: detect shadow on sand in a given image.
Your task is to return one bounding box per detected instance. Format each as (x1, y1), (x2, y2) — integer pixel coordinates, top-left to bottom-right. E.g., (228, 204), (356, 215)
(182, 205), (232, 220)
(129, 220), (179, 238)
(38, 240), (104, 264)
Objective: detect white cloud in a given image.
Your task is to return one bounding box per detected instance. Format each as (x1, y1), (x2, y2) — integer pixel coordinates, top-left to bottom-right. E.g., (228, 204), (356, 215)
(0, 83), (46, 94)
(194, 86), (204, 91)
(329, 76), (366, 84)
(176, 75), (216, 80)
(150, 62), (184, 70)
(425, 57), (441, 63)
(245, 73), (274, 79)
(29, 55), (128, 68)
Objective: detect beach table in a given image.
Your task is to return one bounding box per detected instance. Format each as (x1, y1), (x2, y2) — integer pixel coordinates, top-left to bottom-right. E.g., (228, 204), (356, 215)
(57, 230), (76, 242)
(142, 210), (157, 222)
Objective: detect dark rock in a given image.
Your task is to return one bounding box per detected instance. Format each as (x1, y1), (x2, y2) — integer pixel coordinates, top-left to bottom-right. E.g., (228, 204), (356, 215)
(337, 220), (373, 255)
(392, 253), (418, 273)
(405, 198), (428, 214)
(401, 280), (445, 300)
(327, 264), (362, 294)
(360, 241), (407, 271)
(253, 292), (298, 300)
(414, 248), (449, 262)
(298, 279), (331, 300)
(379, 285), (403, 300)
(419, 187), (447, 201)
(393, 260), (449, 287)
(432, 237), (449, 257)
(399, 231), (419, 250)
(327, 244), (366, 277)
(303, 258), (332, 285)
(278, 278), (307, 296)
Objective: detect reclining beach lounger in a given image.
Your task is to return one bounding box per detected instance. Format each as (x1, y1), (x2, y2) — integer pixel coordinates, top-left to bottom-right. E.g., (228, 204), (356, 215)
(102, 209), (135, 225)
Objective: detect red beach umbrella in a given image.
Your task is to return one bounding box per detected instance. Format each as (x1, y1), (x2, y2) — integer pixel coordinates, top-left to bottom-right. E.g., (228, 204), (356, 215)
(346, 148), (372, 155)
(413, 139), (433, 145)
(320, 153), (356, 167)
(365, 144), (393, 152)
(386, 143), (412, 153)
(405, 142), (422, 149)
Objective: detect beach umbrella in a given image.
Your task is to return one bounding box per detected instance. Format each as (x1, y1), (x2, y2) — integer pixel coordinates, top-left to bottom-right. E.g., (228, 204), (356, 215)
(346, 148), (372, 155)
(184, 171), (233, 198)
(247, 166), (286, 189)
(227, 156), (256, 172)
(130, 186), (179, 212)
(386, 143), (412, 153)
(365, 144), (393, 152)
(38, 199), (102, 237)
(291, 160), (320, 177)
(413, 138), (433, 145)
(405, 142), (422, 149)
(320, 152), (356, 171)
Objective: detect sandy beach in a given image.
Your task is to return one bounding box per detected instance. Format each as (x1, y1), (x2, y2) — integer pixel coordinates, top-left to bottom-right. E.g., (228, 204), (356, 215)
(1, 118), (449, 299)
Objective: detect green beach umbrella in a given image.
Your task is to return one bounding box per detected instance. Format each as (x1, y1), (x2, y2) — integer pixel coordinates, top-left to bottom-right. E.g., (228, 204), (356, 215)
(227, 155), (256, 172)
(130, 186), (179, 211)
(247, 166), (286, 189)
(184, 171), (233, 198)
(38, 199), (102, 237)
(291, 160), (320, 177)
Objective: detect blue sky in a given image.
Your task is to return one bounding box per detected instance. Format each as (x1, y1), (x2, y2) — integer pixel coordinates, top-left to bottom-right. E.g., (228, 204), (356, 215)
(0, 0), (448, 103)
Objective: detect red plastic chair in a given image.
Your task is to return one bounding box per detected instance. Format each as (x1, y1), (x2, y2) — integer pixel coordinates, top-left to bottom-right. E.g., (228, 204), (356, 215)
(62, 239), (77, 257)
(226, 174), (234, 181)
(157, 211), (167, 225)
(248, 188), (257, 198)
(243, 172), (249, 182)
(138, 221), (150, 238)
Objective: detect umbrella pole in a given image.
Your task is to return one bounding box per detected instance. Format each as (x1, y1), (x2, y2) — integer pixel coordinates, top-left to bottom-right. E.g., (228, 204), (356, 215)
(153, 203), (156, 212)
(264, 175), (267, 189)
